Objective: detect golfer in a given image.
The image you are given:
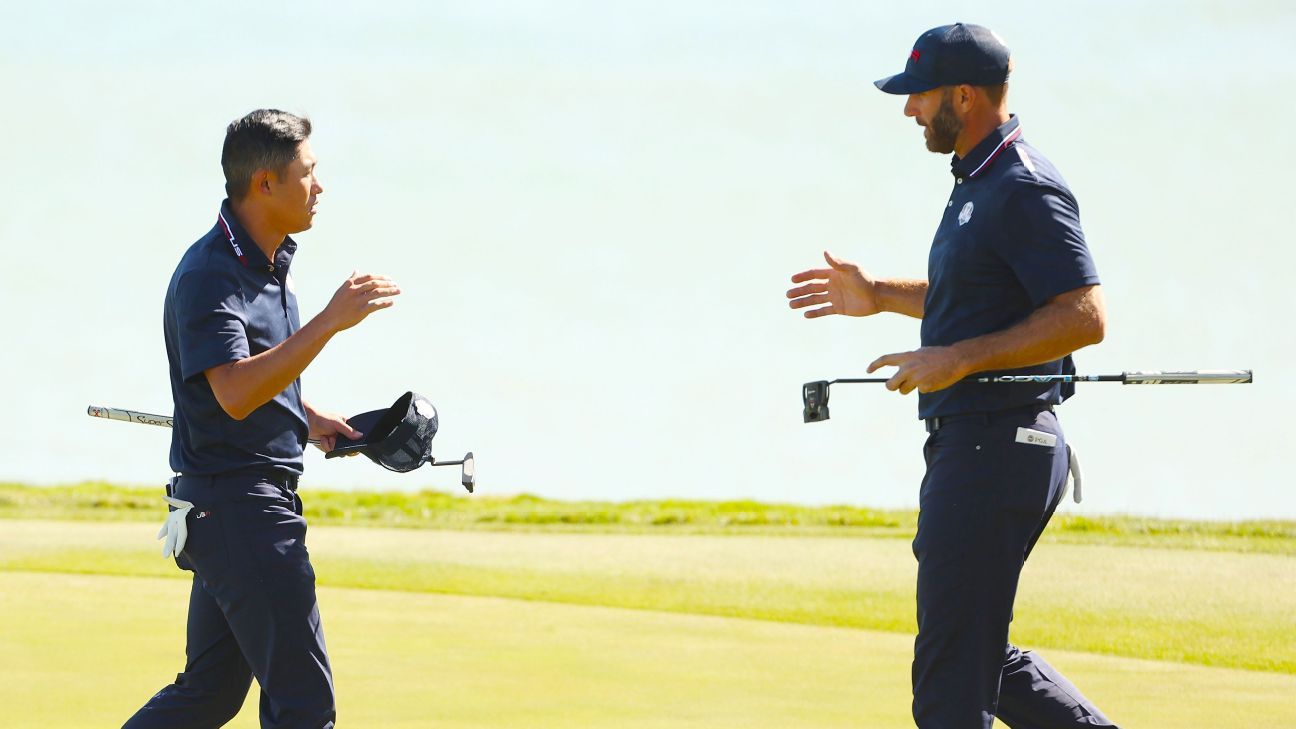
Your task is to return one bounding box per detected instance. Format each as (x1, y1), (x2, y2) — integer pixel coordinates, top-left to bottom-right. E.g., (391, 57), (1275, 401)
(123, 109), (399, 728)
(787, 25), (1117, 728)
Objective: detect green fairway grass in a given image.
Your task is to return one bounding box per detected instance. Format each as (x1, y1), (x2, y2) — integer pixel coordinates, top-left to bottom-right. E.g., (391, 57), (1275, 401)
(2, 486), (1294, 726)
(3, 571), (1293, 728)
(2, 519), (1293, 674)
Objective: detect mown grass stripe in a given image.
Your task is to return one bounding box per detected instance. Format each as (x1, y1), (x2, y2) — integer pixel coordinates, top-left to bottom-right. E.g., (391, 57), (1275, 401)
(3, 520), (1292, 674)
(3, 482), (1294, 554)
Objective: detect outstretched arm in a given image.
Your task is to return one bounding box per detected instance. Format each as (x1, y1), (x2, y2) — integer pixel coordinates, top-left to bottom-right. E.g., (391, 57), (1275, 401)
(867, 284), (1106, 394)
(206, 272), (400, 420)
(787, 251), (927, 319)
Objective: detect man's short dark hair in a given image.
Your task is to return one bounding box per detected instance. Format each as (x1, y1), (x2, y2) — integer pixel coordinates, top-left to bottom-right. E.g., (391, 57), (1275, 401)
(978, 83), (1008, 107)
(221, 109), (312, 201)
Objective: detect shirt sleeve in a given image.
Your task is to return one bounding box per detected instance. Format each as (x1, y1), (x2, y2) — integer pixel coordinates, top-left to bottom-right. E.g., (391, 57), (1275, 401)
(174, 270), (249, 382)
(995, 184), (1102, 307)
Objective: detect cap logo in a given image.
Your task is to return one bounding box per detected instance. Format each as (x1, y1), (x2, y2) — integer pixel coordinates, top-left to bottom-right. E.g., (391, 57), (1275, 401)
(910, 50), (921, 62)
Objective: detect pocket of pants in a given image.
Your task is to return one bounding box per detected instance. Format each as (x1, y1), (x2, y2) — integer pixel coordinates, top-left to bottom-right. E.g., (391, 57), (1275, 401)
(179, 505), (231, 577)
(923, 419), (1060, 515)
(232, 499), (316, 586)
(995, 423), (1063, 514)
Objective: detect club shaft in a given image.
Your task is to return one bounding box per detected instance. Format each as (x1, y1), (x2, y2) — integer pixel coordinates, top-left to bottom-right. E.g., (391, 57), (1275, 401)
(88, 405), (322, 445)
(831, 378), (891, 384)
(978, 370), (1252, 385)
(824, 370), (1252, 386)
(977, 374), (1125, 384)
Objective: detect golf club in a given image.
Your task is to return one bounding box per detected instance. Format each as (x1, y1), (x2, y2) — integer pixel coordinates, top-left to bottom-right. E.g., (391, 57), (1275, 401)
(801, 369), (1253, 422)
(87, 404), (477, 492)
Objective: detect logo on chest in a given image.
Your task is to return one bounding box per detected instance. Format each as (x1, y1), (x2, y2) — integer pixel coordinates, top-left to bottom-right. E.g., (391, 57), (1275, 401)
(957, 201), (974, 226)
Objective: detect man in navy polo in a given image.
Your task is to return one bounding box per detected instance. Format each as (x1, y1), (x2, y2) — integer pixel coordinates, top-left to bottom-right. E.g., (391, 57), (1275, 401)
(124, 109), (401, 728)
(787, 24), (1118, 728)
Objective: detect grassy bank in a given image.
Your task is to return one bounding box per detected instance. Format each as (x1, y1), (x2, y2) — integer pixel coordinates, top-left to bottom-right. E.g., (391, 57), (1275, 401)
(3, 481), (1295, 554)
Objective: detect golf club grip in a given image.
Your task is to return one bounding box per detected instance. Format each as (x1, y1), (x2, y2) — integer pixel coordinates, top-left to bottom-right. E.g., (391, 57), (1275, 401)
(87, 405), (174, 428)
(1121, 370), (1253, 385)
(87, 405), (323, 445)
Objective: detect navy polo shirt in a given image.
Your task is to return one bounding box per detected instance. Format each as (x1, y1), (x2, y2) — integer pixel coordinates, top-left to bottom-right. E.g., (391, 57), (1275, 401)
(163, 200), (308, 475)
(919, 116), (1101, 419)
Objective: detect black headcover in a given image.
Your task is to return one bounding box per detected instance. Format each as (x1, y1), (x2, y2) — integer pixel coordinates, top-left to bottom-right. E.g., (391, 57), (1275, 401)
(325, 391), (439, 472)
(802, 380), (831, 423)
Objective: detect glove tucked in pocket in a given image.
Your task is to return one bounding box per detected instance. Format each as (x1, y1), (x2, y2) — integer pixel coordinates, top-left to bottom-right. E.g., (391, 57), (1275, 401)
(158, 495), (194, 558)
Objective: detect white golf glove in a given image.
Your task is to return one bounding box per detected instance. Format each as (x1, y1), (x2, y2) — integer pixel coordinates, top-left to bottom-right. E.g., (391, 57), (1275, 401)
(158, 495), (195, 558)
(1066, 444), (1083, 504)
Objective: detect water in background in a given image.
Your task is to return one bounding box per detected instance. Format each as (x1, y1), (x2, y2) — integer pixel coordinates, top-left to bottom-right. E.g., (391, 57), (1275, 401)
(2, 1), (1291, 519)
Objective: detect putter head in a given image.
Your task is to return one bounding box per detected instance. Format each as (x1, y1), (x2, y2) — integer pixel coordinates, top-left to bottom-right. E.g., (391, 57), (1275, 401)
(428, 452), (476, 493)
(802, 381), (830, 423)
(460, 452), (475, 493)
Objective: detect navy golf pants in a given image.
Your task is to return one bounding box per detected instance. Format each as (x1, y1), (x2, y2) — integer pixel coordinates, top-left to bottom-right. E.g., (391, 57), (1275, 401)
(123, 472), (335, 729)
(911, 408), (1116, 729)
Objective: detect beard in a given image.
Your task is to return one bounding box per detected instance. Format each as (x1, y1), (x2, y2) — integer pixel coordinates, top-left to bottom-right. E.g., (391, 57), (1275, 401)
(923, 91), (961, 154)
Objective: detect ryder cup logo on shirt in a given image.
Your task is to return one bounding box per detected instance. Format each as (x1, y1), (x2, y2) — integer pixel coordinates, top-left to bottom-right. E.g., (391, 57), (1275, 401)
(958, 202), (974, 226)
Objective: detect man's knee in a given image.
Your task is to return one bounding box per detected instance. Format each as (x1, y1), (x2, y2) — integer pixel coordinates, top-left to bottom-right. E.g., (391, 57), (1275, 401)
(998, 649), (1119, 728)
(912, 690), (995, 729)
(121, 674), (251, 729)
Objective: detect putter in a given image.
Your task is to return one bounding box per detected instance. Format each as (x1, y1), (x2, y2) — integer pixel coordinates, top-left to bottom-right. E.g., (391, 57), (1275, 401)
(86, 404), (477, 492)
(802, 369), (1253, 423)
(430, 452), (476, 492)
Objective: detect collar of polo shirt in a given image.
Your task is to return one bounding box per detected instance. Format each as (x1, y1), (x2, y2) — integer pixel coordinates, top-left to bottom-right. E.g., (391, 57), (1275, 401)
(950, 115), (1022, 180)
(216, 199), (298, 274)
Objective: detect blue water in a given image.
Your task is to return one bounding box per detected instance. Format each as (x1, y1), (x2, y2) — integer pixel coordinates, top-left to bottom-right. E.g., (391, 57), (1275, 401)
(2, 0), (1292, 519)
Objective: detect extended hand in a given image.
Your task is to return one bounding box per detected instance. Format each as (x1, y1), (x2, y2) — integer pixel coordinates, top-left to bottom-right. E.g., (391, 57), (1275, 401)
(157, 496), (195, 558)
(868, 347), (969, 395)
(787, 251), (882, 318)
(323, 271), (401, 333)
(307, 406), (363, 454)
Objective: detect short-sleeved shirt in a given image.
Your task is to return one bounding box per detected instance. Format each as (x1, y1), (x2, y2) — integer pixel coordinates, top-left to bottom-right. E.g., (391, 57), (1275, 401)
(163, 200), (308, 475)
(919, 116), (1101, 419)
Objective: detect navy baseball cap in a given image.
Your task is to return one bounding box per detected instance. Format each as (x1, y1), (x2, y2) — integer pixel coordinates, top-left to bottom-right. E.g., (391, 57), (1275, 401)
(325, 391), (439, 472)
(874, 23), (1011, 95)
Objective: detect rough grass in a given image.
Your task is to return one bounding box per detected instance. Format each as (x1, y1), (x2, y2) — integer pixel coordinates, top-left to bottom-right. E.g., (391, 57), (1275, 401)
(3, 481), (1294, 554)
